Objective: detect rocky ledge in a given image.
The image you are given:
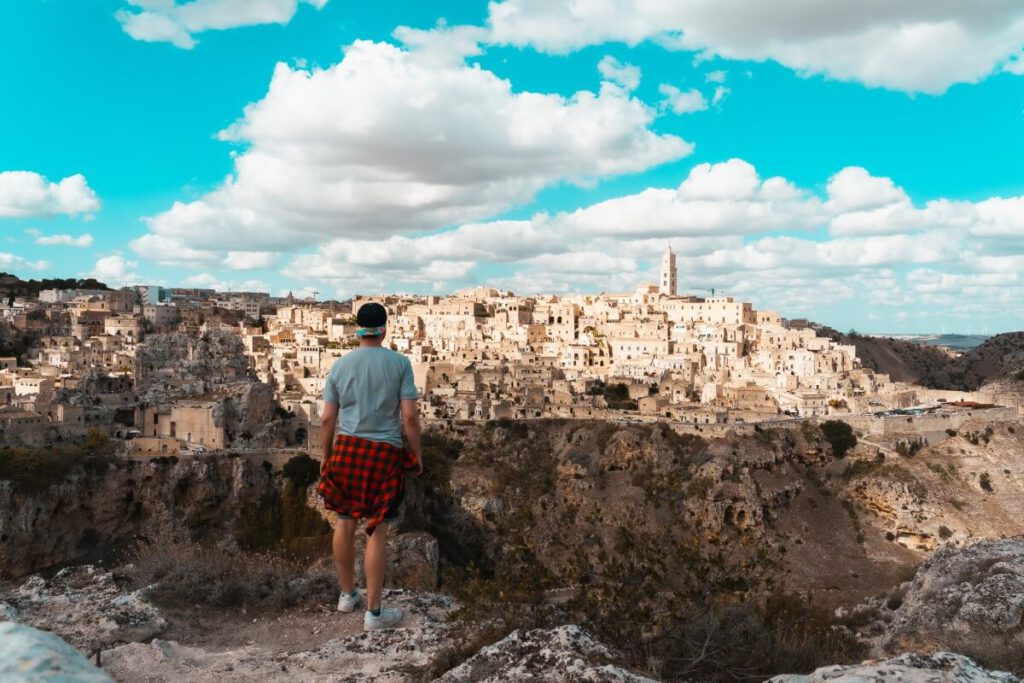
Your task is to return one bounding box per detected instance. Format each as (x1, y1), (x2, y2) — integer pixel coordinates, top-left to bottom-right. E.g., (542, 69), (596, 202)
(3, 538), (1024, 681)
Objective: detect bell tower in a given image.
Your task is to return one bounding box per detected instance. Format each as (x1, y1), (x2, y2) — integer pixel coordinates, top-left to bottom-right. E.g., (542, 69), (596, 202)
(660, 244), (677, 296)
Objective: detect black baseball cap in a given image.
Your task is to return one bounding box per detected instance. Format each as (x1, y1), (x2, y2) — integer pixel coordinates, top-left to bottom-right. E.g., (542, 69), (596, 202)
(356, 302), (388, 333)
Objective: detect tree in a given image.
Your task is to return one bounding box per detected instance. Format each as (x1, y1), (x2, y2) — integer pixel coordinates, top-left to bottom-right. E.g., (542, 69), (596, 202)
(820, 420), (857, 458)
(83, 428), (113, 455)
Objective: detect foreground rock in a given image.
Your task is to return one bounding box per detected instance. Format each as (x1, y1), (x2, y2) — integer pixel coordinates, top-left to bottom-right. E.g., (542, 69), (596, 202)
(885, 538), (1024, 661)
(0, 565), (166, 651)
(768, 652), (1019, 682)
(437, 625), (656, 682)
(0, 622), (113, 683)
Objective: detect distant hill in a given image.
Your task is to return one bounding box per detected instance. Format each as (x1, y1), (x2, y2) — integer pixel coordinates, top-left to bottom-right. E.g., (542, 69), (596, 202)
(817, 326), (1024, 390)
(0, 272), (110, 302)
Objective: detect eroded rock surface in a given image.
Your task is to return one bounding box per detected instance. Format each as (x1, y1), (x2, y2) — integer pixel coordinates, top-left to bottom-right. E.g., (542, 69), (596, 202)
(437, 625), (657, 682)
(768, 652), (1019, 682)
(0, 565), (166, 651)
(885, 538), (1024, 657)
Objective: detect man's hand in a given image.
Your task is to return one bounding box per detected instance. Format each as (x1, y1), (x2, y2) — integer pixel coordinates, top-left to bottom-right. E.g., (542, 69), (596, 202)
(320, 402), (339, 472)
(401, 398), (423, 477)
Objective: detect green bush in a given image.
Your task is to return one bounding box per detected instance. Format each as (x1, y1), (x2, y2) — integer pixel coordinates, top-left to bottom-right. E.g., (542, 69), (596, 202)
(979, 471), (993, 492)
(282, 453), (319, 490)
(820, 420), (857, 458)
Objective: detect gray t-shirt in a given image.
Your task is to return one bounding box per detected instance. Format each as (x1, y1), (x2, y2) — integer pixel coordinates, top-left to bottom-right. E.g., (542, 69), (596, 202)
(323, 347), (418, 447)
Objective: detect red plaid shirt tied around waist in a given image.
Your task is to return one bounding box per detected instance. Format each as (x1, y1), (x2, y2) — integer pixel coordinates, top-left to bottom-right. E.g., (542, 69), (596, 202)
(317, 433), (419, 535)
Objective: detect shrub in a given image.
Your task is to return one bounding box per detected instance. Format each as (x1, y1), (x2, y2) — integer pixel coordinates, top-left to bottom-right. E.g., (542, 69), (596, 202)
(0, 446), (114, 493)
(282, 453), (320, 490)
(979, 472), (993, 492)
(945, 429), (958, 437)
(650, 594), (866, 681)
(83, 428), (114, 455)
(820, 420), (857, 458)
(938, 525), (953, 539)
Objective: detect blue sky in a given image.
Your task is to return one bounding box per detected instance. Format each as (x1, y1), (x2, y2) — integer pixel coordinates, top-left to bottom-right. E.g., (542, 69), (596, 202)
(1, 1), (1023, 333)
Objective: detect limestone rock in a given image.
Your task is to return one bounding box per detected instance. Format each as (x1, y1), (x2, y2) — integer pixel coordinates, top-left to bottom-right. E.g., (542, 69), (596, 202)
(0, 455), (273, 579)
(0, 622), (113, 683)
(0, 565), (166, 651)
(885, 538), (1024, 656)
(768, 651), (1019, 682)
(436, 624), (658, 682)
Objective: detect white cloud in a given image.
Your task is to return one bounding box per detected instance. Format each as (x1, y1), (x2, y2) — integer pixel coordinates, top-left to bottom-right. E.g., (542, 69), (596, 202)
(485, 0), (1024, 93)
(181, 273), (271, 292)
(278, 158), (1024, 328)
(0, 253), (49, 272)
(598, 55), (641, 90)
(132, 38), (691, 264)
(0, 172), (100, 218)
(115, 0), (328, 49)
(224, 251), (278, 270)
(33, 233), (94, 248)
(711, 85), (730, 107)
(658, 84), (708, 114)
(705, 70), (727, 84)
(826, 167), (908, 212)
(89, 255), (141, 287)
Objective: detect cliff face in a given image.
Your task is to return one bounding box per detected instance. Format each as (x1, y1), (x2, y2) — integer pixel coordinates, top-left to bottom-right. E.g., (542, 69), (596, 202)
(0, 456), (272, 579)
(5, 417), (1023, 596)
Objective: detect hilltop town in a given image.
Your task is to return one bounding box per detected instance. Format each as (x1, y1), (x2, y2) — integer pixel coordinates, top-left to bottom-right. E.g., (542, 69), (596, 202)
(0, 247), (1017, 456)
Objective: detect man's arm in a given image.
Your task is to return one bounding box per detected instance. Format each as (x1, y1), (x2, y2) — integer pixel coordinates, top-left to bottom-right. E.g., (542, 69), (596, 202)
(401, 398), (423, 475)
(320, 402), (339, 470)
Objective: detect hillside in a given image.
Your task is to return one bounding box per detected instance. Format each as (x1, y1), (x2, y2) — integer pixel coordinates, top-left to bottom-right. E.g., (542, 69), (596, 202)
(818, 328), (1024, 390)
(0, 272), (110, 301)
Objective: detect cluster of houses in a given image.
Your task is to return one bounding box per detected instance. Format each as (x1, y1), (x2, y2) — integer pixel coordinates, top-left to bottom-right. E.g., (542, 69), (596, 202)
(0, 248), (966, 454)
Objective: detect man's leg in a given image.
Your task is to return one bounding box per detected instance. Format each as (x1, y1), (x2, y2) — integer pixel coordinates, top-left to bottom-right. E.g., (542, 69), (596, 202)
(333, 518), (358, 594)
(364, 522), (389, 611)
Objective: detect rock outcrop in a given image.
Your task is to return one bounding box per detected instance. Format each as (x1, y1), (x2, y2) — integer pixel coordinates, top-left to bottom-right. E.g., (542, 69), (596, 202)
(1, 565), (166, 651)
(769, 652), (1018, 683)
(0, 622), (113, 683)
(885, 538), (1024, 660)
(437, 625), (657, 682)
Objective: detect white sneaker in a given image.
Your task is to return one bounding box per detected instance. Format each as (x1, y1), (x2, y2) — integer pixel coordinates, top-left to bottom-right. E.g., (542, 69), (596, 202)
(363, 606), (403, 631)
(337, 590), (362, 613)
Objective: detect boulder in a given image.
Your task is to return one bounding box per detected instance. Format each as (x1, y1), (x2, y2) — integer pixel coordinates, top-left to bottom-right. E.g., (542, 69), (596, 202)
(768, 652), (1018, 682)
(0, 565), (166, 651)
(0, 622), (113, 683)
(885, 538), (1024, 658)
(436, 624), (657, 682)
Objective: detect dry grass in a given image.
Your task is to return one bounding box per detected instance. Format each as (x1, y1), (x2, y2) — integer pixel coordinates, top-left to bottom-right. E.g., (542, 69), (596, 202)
(130, 535), (334, 610)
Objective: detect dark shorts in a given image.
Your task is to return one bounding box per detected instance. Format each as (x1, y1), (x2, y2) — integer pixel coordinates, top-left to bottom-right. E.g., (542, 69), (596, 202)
(336, 486), (404, 521)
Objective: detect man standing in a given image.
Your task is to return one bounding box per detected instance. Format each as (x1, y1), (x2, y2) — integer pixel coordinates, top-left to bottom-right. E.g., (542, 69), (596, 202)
(317, 302), (422, 631)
